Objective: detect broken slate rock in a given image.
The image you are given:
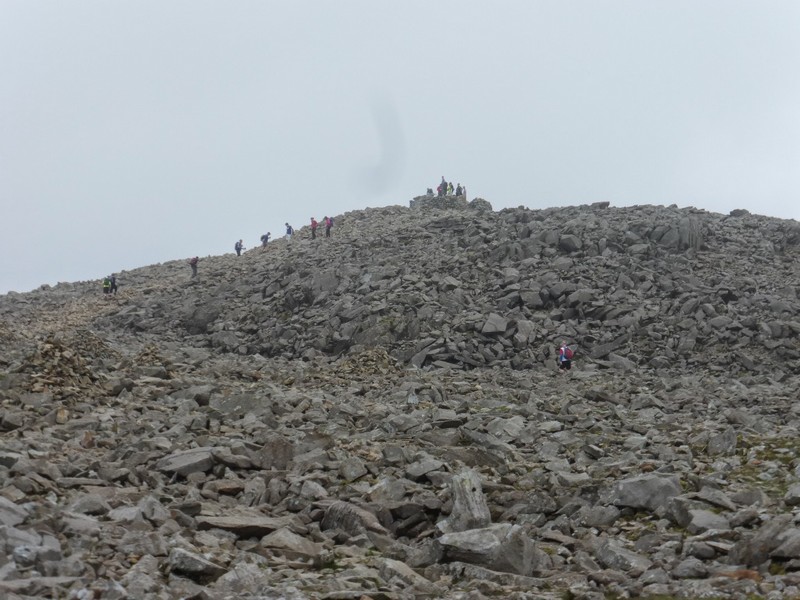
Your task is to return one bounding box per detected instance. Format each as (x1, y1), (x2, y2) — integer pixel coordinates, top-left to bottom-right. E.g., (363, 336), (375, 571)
(155, 447), (215, 477)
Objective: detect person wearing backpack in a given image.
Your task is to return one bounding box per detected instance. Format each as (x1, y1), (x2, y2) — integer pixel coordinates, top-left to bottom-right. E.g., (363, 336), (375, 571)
(234, 239), (244, 256)
(557, 341), (574, 372)
(102, 276), (111, 296)
(310, 218), (318, 239)
(285, 223), (293, 241)
(324, 216), (333, 238)
(109, 274), (118, 295)
(188, 257), (199, 278)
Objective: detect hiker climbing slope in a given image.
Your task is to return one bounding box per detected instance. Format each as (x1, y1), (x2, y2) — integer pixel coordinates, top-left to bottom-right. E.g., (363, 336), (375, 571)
(188, 257), (199, 278)
(557, 341), (574, 372)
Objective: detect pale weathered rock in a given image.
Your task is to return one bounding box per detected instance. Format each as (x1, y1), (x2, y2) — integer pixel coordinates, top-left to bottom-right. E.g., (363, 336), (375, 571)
(438, 523), (537, 575)
(260, 527), (326, 560)
(196, 514), (294, 538)
(437, 469), (491, 534)
(595, 539), (652, 575)
(155, 447), (215, 477)
(610, 474), (682, 512)
(707, 426), (737, 456)
(686, 509), (730, 534)
(0, 496), (27, 527)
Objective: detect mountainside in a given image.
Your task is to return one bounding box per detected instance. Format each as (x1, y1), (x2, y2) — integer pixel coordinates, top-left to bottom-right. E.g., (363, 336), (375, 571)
(1, 201), (800, 599)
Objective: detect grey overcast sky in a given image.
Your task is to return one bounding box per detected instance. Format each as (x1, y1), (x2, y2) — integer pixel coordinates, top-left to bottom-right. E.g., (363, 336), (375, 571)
(1, 2), (799, 295)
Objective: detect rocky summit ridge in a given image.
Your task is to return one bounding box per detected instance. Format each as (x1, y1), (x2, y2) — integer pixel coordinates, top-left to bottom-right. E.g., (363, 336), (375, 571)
(1, 200), (800, 599)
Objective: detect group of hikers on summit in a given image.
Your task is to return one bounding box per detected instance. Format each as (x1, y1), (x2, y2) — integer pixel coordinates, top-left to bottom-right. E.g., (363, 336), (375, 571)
(429, 176), (466, 198)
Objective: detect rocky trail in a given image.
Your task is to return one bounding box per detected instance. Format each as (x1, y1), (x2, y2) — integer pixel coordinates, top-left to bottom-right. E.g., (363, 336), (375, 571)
(1, 199), (800, 599)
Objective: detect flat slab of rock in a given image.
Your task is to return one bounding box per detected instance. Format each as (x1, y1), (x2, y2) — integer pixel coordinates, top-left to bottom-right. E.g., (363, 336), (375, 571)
(261, 527), (325, 560)
(0, 577), (80, 596)
(197, 513), (296, 538)
(0, 496), (27, 527)
(155, 447), (215, 477)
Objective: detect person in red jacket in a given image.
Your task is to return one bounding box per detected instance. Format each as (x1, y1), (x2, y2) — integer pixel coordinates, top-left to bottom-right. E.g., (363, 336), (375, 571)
(557, 341), (574, 372)
(310, 217), (318, 240)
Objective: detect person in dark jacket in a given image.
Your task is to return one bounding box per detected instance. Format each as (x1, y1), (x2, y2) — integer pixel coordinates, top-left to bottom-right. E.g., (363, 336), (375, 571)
(188, 257), (198, 278)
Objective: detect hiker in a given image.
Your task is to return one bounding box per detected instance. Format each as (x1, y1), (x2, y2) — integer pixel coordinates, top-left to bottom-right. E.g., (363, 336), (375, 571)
(102, 276), (111, 296)
(557, 341), (574, 372)
(438, 176), (446, 197)
(455, 183), (462, 196)
(447, 182), (454, 196)
(188, 256), (198, 278)
(310, 217), (318, 239)
(234, 239), (244, 256)
(324, 215), (333, 238)
(260, 233), (271, 248)
(109, 274), (118, 295)
(285, 223), (293, 241)
(426, 187), (434, 196)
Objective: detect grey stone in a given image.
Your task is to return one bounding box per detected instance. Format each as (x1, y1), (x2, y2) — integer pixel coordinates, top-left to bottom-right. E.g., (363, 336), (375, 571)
(672, 557), (708, 578)
(437, 469), (491, 534)
(339, 457), (368, 482)
(482, 313), (508, 334)
(730, 514), (793, 566)
(168, 547), (226, 581)
(610, 474), (683, 512)
(707, 426), (737, 456)
(595, 539), (652, 575)
(0, 496), (27, 527)
(687, 509), (730, 534)
(438, 523), (538, 575)
(321, 501), (389, 536)
(197, 514), (294, 538)
(155, 447), (215, 476)
(260, 527), (325, 560)
(69, 493), (111, 516)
